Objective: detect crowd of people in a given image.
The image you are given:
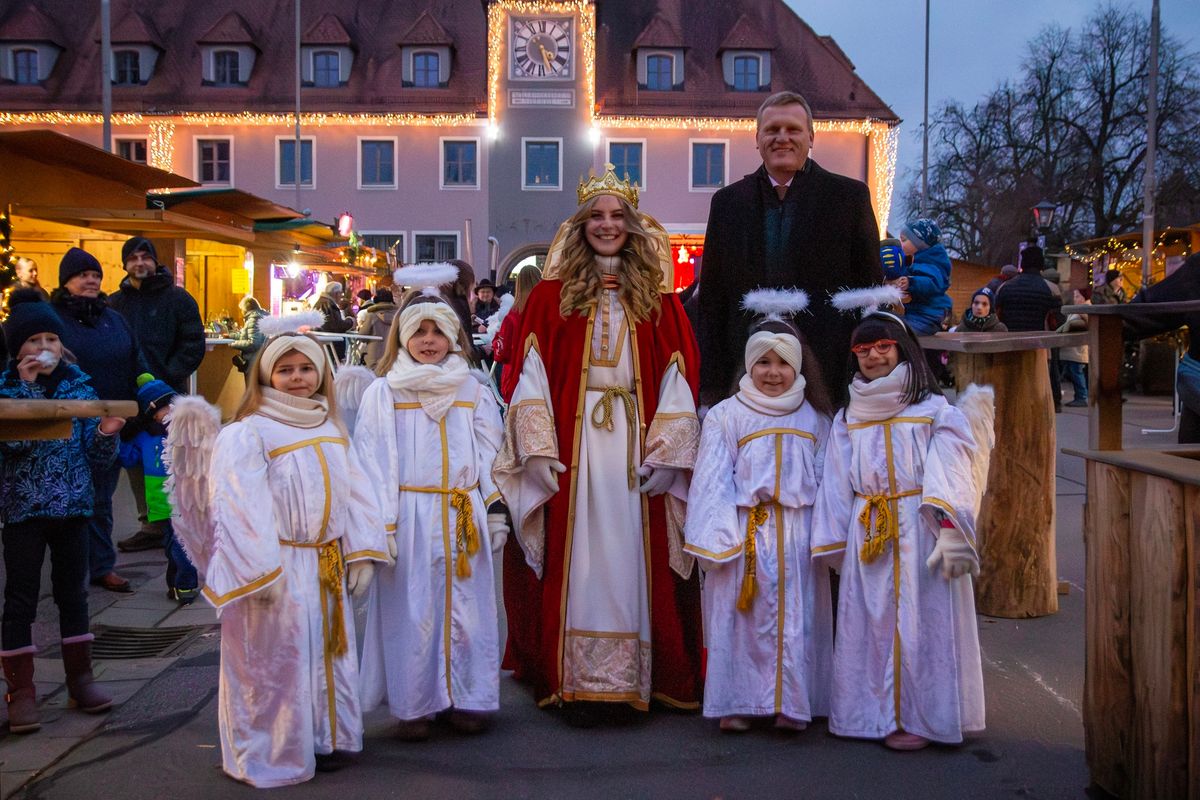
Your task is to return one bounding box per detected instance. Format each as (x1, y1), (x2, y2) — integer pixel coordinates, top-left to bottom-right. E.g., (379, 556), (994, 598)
(0, 88), (1181, 788)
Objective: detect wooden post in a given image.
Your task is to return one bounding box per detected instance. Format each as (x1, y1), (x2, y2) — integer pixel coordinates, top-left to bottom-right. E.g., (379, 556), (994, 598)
(1090, 314), (1125, 451)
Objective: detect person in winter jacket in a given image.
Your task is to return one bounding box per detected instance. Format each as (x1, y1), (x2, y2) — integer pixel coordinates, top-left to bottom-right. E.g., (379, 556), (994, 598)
(0, 291), (125, 734)
(356, 288), (398, 371)
(1057, 289), (1090, 407)
(896, 219), (953, 336)
(230, 296), (268, 374)
(50, 248), (144, 593)
(1093, 269), (1128, 305)
(954, 288), (1008, 333)
(314, 282), (353, 361)
(995, 246), (1063, 333)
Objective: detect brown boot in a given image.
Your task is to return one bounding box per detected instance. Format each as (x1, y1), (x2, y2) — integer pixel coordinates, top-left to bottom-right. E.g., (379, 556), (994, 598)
(2, 648), (41, 733)
(61, 636), (111, 713)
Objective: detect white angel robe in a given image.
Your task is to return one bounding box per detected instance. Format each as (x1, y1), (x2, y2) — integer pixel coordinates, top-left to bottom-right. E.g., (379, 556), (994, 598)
(684, 398), (833, 720)
(204, 414), (389, 788)
(354, 375), (504, 720)
(811, 395), (985, 744)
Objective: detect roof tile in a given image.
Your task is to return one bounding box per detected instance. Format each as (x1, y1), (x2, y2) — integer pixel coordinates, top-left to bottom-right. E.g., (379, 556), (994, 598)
(399, 10), (453, 46)
(303, 13), (352, 46)
(0, 5), (63, 45)
(197, 11), (255, 45)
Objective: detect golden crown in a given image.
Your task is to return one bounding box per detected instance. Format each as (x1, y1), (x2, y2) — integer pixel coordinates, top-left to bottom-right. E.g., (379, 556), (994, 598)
(577, 162), (640, 208)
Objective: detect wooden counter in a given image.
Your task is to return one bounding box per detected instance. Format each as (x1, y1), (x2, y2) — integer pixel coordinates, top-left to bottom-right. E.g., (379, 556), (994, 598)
(196, 341), (247, 421)
(0, 399), (138, 440)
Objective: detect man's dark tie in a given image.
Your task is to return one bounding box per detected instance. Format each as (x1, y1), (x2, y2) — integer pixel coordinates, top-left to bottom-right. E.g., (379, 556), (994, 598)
(775, 184), (789, 202)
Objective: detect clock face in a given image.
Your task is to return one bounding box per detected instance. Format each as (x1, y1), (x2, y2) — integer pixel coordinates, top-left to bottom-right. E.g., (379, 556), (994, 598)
(511, 17), (573, 80)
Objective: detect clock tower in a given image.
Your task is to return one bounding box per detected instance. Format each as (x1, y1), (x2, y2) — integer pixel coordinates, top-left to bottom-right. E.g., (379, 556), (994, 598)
(486, 1), (595, 278)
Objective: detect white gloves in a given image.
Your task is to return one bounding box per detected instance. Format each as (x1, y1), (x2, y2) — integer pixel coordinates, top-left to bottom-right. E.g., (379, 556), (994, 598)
(347, 561), (376, 598)
(636, 464), (679, 497)
(255, 576), (286, 604)
(525, 456), (566, 495)
(387, 535), (398, 561)
(925, 525), (979, 580)
(488, 513), (510, 553)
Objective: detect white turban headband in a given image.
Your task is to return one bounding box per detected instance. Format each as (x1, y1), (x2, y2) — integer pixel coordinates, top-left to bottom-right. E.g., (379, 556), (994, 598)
(744, 330), (802, 375)
(257, 333), (329, 383)
(396, 300), (463, 352)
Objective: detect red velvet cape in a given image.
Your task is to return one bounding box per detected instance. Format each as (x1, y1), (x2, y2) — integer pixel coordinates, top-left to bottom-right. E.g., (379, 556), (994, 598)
(501, 279), (704, 708)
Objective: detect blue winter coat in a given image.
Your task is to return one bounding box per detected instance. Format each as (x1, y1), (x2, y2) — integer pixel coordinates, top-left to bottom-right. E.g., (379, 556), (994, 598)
(50, 291), (144, 402)
(904, 244), (954, 335)
(0, 364), (117, 524)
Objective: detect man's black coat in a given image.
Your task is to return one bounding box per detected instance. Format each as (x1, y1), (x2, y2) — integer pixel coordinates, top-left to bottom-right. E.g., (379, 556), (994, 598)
(698, 161), (882, 407)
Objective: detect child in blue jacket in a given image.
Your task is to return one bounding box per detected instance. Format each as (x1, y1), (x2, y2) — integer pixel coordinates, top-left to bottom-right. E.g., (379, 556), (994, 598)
(0, 291), (125, 733)
(897, 219), (953, 336)
(118, 374), (198, 604)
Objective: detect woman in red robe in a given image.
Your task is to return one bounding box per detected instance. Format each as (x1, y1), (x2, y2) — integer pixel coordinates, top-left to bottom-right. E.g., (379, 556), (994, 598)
(494, 165), (703, 714)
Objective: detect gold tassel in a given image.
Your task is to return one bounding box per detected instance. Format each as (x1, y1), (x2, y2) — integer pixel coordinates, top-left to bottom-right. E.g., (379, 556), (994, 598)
(858, 495), (895, 564)
(450, 488), (478, 578)
(590, 386), (638, 489)
(737, 504), (770, 612)
(317, 541), (348, 658)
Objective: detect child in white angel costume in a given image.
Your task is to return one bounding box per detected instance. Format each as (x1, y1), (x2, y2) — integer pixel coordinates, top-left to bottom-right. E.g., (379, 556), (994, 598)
(353, 265), (509, 740)
(684, 290), (835, 733)
(813, 292), (993, 752)
(166, 320), (389, 787)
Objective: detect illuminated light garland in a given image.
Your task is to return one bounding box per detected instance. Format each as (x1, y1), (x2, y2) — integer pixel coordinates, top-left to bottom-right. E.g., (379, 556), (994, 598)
(148, 120), (175, 170)
(0, 111), (480, 128)
(1064, 233), (1192, 286)
(870, 122), (900, 237)
(487, 0), (596, 129)
(0, 112), (145, 126)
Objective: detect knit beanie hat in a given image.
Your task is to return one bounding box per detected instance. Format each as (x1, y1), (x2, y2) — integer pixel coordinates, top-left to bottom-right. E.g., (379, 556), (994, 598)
(1000, 264), (1018, 278)
(3, 289), (66, 356)
(971, 287), (995, 311)
(135, 373), (176, 414)
(901, 219), (940, 251)
(58, 247), (102, 285)
(121, 237), (158, 266)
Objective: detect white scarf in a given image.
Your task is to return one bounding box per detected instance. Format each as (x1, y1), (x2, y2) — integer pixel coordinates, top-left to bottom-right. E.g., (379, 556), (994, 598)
(847, 362), (912, 422)
(385, 350), (470, 421)
(735, 332), (807, 415)
(258, 386), (329, 428)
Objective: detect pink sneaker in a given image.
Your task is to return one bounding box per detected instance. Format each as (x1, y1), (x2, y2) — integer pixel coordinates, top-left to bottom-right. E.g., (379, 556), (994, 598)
(884, 730), (931, 751)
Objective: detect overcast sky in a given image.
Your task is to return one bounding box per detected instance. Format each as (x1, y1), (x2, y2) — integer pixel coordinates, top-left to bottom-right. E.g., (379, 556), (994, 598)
(789, 0), (1200, 231)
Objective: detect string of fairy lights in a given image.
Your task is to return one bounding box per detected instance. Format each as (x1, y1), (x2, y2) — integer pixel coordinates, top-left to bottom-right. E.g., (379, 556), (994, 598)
(1065, 232), (1193, 286)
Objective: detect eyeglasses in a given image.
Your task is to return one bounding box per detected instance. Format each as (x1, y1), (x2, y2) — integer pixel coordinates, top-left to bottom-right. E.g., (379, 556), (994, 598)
(850, 339), (897, 356)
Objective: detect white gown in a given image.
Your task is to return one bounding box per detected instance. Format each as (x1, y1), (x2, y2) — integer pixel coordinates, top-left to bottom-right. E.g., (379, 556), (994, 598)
(204, 414), (389, 789)
(811, 395), (985, 743)
(354, 375), (504, 719)
(684, 397), (833, 720)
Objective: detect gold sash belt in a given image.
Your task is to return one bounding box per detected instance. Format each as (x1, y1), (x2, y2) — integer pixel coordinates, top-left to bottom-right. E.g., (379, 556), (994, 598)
(854, 489), (921, 563)
(737, 502), (775, 612)
(278, 538), (348, 659)
(588, 385), (637, 489)
(400, 482), (481, 578)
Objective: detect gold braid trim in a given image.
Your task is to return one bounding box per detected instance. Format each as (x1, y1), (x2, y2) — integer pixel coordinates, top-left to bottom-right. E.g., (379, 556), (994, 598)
(855, 489), (921, 563)
(400, 482), (481, 579)
(589, 385), (637, 489)
(738, 503), (771, 611)
(279, 539), (348, 658)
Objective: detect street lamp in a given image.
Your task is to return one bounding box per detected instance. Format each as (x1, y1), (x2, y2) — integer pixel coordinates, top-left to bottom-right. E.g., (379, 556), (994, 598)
(1032, 199), (1057, 233)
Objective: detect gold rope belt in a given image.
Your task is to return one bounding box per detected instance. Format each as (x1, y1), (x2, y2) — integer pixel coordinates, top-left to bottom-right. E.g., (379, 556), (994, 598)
(854, 489), (921, 563)
(278, 538), (348, 659)
(737, 502), (775, 612)
(400, 482), (481, 578)
(588, 385), (638, 489)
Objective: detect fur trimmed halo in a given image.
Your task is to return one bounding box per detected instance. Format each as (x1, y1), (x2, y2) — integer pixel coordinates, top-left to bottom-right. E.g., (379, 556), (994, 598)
(393, 263), (459, 295)
(741, 288), (810, 321)
(258, 310), (325, 337)
(830, 285), (905, 316)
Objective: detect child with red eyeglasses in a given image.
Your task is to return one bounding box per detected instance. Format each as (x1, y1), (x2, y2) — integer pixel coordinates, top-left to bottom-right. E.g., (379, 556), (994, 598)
(812, 309), (988, 751)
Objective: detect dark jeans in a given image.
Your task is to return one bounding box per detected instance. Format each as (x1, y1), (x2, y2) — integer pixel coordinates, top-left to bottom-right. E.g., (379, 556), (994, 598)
(162, 520), (198, 592)
(1049, 349), (1063, 408)
(88, 461), (121, 581)
(2, 517), (90, 651)
(1062, 361), (1088, 401)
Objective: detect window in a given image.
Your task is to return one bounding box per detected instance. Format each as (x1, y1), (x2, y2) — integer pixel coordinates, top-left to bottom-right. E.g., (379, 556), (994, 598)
(197, 138), (232, 184)
(117, 139), (147, 164)
(360, 233), (405, 261)
(733, 55), (760, 92)
(413, 51), (439, 88)
(608, 141), (644, 188)
(441, 139), (478, 188)
(13, 49), (37, 84)
(523, 139), (561, 190)
(690, 141), (726, 189)
(213, 50), (239, 86)
(277, 138), (314, 188)
(313, 51), (339, 87)
(359, 139), (396, 188)
(645, 54), (673, 91)
(113, 50), (140, 85)
(415, 234), (458, 262)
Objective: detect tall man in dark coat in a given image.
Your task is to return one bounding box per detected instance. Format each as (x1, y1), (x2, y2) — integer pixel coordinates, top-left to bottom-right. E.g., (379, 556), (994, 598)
(698, 91), (883, 408)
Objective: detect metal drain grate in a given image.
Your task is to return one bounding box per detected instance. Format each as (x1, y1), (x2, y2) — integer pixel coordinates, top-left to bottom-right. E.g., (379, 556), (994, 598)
(90, 625), (207, 660)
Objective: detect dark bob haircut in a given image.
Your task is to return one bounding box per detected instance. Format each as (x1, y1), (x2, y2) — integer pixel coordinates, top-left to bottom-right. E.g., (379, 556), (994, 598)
(847, 312), (942, 406)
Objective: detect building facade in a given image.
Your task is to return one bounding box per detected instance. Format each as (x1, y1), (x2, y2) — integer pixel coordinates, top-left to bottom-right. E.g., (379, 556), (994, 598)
(0, 0), (899, 284)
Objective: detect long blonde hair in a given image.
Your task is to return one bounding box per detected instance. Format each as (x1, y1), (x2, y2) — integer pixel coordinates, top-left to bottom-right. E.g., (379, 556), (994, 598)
(514, 265), (543, 313)
(374, 293), (474, 376)
(556, 195), (664, 323)
(234, 334), (340, 423)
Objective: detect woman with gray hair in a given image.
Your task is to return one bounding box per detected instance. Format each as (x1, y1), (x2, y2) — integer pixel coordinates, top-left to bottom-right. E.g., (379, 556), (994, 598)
(230, 296), (268, 374)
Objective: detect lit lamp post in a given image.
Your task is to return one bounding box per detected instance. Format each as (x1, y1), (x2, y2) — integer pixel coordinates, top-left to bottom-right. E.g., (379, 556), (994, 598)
(1032, 198), (1056, 238)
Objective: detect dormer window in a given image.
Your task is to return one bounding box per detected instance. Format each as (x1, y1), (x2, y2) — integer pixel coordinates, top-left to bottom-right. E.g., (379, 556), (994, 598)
(13, 49), (37, 84)
(645, 54), (673, 91)
(313, 51), (339, 87)
(413, 51), (440, 88)
(722, 50), (770, 92)
(213, 50), (239, 86)
(113, 50), (139, 85)
(732, 55), (760, 92)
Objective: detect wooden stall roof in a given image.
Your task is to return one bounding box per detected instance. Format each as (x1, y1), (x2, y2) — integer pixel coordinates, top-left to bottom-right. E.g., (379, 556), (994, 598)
(0, 130), (197, 192)
(148, 188), (305, 222)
